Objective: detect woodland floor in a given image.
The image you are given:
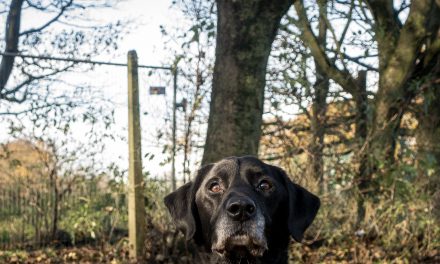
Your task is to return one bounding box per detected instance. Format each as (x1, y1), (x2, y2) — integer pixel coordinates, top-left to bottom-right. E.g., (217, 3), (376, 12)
(0, 241), (438, 264)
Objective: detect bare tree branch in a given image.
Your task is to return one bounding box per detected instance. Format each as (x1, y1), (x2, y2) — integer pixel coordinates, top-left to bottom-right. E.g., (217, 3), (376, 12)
(341, 53), (378, 71)
(19, 0), (73, 36)
(292, 0), (358, 95)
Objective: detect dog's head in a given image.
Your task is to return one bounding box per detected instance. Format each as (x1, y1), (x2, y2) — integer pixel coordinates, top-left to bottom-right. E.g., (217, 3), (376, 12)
(164, 156), (320, 261)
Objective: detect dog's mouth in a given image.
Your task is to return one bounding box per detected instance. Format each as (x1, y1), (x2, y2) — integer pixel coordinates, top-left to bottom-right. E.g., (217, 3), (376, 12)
(212, 234), (268, 257)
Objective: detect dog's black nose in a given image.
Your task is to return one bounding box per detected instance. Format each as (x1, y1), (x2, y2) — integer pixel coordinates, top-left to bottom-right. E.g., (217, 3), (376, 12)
(226, 197), (256, 221)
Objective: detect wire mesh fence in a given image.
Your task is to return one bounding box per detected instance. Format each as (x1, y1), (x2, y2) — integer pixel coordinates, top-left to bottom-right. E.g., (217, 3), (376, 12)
(0, 52), (178, 250)
(0, 174), (113, 249)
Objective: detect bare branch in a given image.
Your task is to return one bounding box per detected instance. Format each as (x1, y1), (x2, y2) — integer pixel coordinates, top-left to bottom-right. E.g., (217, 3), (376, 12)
(337, 0), (355, 52)
(341, 53), (379, 72)
(1, 62), (75, 102)
(292, 0), (358, 95)
(19, 0), (73, 36)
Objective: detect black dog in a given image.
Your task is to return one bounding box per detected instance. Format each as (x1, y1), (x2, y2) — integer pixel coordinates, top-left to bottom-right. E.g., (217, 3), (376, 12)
(164, 156), (320, 263)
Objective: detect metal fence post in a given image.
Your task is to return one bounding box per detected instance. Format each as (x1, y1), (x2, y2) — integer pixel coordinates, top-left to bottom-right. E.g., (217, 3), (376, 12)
(171, 66), (178, 191)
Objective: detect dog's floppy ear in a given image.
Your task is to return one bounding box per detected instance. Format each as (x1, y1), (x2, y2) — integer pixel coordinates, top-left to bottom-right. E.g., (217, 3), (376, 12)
(164, 164), (213, 241)
(273, 166), (320, 242)
(164, 182), (196, 240)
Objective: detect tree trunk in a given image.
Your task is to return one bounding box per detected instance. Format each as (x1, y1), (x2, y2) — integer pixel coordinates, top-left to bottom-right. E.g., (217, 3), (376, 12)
(370, 0), (435, 168)
(308, 0), (328, 193)
(308, 68), (328, 193)
(416, 62), (440, 221)
(354, 70), (370, 226)
(202, 0), (292, 164)
(0, 0), (24, 92)
(51, 171), (59, 240)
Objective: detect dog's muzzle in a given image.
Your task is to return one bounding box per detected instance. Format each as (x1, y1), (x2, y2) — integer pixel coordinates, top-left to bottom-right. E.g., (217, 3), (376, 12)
(212, 197), (267, 257)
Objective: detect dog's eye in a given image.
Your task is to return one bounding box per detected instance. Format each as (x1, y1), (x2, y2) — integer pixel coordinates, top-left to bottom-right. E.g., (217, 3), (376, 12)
(209, 181), (222, 193)
(257, 180), (272, 191)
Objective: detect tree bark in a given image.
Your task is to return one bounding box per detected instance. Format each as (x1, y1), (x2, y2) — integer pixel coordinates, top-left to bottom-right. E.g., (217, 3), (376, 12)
(0, 0), (24, 93)
(365, 0), (401, 72)
(202, 0), (293, 164)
